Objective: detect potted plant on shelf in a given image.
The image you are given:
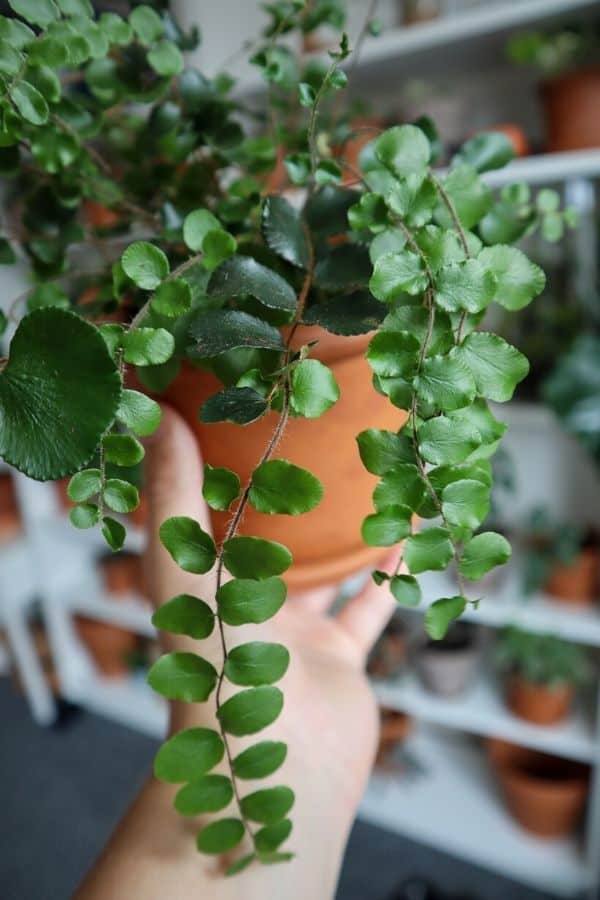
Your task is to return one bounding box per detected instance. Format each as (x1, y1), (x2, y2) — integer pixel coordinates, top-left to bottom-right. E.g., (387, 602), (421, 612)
(507, 24), (600, 152)
(367, 614), (407, 680)
(495, 625), (590, 726)
(522, 509), (600, 605)
(486, 738), (589, 838)
(0, 0), (571, 874)
(414, 621), (479, 697)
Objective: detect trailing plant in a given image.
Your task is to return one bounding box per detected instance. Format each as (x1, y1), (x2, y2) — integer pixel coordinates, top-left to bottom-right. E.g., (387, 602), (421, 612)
(0, 0), (568, 875)
(496, 625), (590, 688)
(507, 23), (600, 76)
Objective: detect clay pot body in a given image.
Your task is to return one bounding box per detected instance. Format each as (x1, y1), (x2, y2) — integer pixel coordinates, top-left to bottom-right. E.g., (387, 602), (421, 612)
(165, 327), (405, 590)
(368, 620), (407, 680)
(545, 547), (600, 605)
(542, 67), (600, 152)
(0, 473), (21, 540)
(486, 738), (589, 838)
(377, 709), (413, 763)
(506, 676), (573, 726)
(416, 624), (479, 697)
(75, 618), (138, 678)
(100, 552), (146, 596)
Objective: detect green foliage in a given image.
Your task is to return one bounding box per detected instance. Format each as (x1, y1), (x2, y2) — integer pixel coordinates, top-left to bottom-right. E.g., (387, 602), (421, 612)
(196, 819), (245, 855)
(223, 536), (292, 579)
(224, 642), (290, 686)
(290, 359), (339, 418)
(175, 775), (233, 816)
(122, 242), (170, 289)
(148, 651), (218, 702)
(460, 532), (511, 580)
(495, 626), (590, 687)
(425, 596), (467, 639)
(152, 594), (215, 639)
(159, 516), (217, 574)
(233, 741), (287, 780)
(249, 460), (323, 515)
(218, 686), (284, 736)
(217, 577), (287, 626)
(154, 727), (224, 783)
(203, 464), (241, 512)
(240, 786), (294, 824)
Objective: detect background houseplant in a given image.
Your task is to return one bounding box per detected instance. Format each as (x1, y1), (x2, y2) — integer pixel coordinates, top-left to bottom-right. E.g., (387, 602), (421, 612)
(495, 625), (590, 725)
(0, 0), (572, 874)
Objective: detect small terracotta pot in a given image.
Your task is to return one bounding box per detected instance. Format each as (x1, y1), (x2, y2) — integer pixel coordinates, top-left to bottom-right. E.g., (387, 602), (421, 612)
(541, 67), (600, 152)
(83, 199), (122, 230)
(165, 327), (405, 590)
(487, 123), (530, 158)
(486, 738), (589, 838)
(75, 617), (139, 678)
(100, 552), (146, 596)
(377, 708), (413, 763)
(545, 547), (600, 605)
(506, 676), (573, 726)
(368, 621), (407, 680)
(0, 473), (21, 539)
(416, 623), (479, 697)
(333, 118), (384, 186)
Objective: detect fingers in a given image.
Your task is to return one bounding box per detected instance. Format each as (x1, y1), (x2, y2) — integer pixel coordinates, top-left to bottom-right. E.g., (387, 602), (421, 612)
(335, 548), (404, 661)
(287, 584), (338, 615)
(144, 405), (213, 608)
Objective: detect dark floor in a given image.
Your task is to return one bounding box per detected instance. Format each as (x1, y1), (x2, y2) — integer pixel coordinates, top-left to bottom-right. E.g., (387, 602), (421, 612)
(0, 680), (554, 900)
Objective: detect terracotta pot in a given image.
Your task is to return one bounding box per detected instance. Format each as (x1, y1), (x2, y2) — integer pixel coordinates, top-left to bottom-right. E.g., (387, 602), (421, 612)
(368, 620), (407, 680)
(541, 67), (600, 152)
(100, 551), (146, 596)
(486, 738), (589, 838)
(487, 123), (530, 158)
(75, 617), (139, 678)
(165, 327), (405, 590)
(0, 473), (21, 540)
(83, 199), (121, 230)
(416, 623), (479, 697)
(333, 118), (384, 186)
(377, 708), (413, 763)
(545, 547), (600, 605)
(506, 676), (573, 726)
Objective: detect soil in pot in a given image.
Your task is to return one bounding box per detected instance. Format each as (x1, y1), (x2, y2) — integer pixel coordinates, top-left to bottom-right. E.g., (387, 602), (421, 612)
(542, 67), (600, 152)
(486, 738), (589, 838)
(506, 675), (573, 726)
(368, 617), (407, 680)
(545, 544), (600, 606)
(377, 708), (413, 765)
(75, 618), (140, 678)
(165, 326), (405, 590)
(416, 622), (479, 697)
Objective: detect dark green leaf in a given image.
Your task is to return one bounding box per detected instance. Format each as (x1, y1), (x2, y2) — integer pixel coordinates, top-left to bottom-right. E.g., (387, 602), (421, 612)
(302, 292), (386, 336)
(203, 464), (240, 512)
(225, 854), (256, 876)
(102, 434), (145, 466)
(217, 577), (286, 626)
(357, 429), (415, 475)
(262, 196), (309, 269)
(458, 332), (529, 402)
(70, 503), (99, 529)
(159, 516), (217, 574)
(104, 478), (139, 513)
(441, 479), (490, 529)
(117, 389), (162, 437)
(478, 245), (545, 311)
(460, 531), (511, 580)
(123, 328), (175, 365)
(284, 152), (310, 186)
(362, 506), (411, 546)
(151, 279), (191, 317)
(175, 775), (233, 816)
(67, 468), (101, 502)
(148, 652), (217, 702)
(390, 574), (421, 607)
(197, 818), (244, 855)
(0, 310), (120, 480)
(207, 256), (296, 313)
(225, 641), (290, 686)
(241, 786), (294, 825)
(290, 359), (339, 418)
(404, 527), (454, 574)
(218, 686), (283, 736)
(250, 460), (323, 515)
(152, 594), (215, 639)
(154, 727), (224, 783)
(305, 185), (358, 237)
(101, 516), (126, 551)
(255, 819), (292, 853)
(314, 245), (371, 291)
(200, 388), (267, 425)
(187, 309), (285, 358)
(453, 131), (515, 173)
(425, 596), (467, 639)
(223, 536), (291, 579)
(373, 464), (426, 512)
(232, 741), (287, 780)
(418, 416), (481, 465)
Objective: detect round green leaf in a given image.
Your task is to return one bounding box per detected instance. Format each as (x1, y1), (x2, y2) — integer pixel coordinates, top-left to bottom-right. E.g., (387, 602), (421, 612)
(123, 328), (175, 366)
(375, 124), (430, 177)
(203, 464), (240, 512)
(458, 332), (529, 403)
(415, 352), (476, 412)
(225, 854), (256, 876)
(9, 0), (58, 27)
(290, 359), (339, 419)
(0, 309), (120, 480)
(262, 196), (309, 269)
(104, 478), (139, 513)
(241, 786), (294, 825)
(367, 331), (420, 377)
(129, 4), (163, 43)
(200, 387), (267, 425)
(224, 642), (290, 686)
(369, 251), (428, 301)
(147, 652), (217, 702)
(232, 741), (287, 780)
(478, 245), (545, 311)
(460, 531), (511, 580)
(418, 416), (481, 465)
(196, 819), (244, 855)
(152, 594), (215, 639)
(441, 479), (490, 530)
(101, 516), (126, 551)
(223, 536), (292, 579)
(175, 775), (233, 816)
(356, 429), (415, 475)
(404, 527), (454, 575)
(425, 596), (467, 640)
(148, 39), (184, 76)
(207, 256), (296, 313)
(151, 279), (191, 317)
(250, 460), (323, 516)
(117, 389), (162, 437)
(202, 230), (236, 272)
(434, 165), (492, 230)
(99, 12), (132, 44)
(159, 516), (216, 574)
(70, 503), (99, 529)
(121, 242), (169, 290)
(182, 208), (220, 252)
(218, 686), (284, 736)
(390, 574), (421, 607)
(217, 577), (286, 626)
(373, 465), (426, 512)
(453, 131), (515, 173)
(361, 507), (411, 547)
(434, 259), (496, 314)
(67, 468), (101, 502)
(255, 819), (292, 853)
(102, 434), (145, 467)
(154, 727), (224, 783)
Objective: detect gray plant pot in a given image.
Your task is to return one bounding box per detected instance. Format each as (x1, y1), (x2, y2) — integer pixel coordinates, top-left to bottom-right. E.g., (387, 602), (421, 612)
(415, 623), (479, 697)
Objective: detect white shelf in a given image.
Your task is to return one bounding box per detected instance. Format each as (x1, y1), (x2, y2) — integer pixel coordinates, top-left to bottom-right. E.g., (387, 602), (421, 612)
(418, 567), (600, 647)
(63, 670), (167, 739)
(374, 668), (596, 763)
(484, 149), (600, 187)
(360, 724), (590, 897)
(66, 591), (155, 638)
